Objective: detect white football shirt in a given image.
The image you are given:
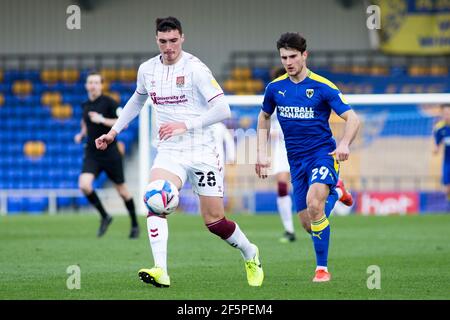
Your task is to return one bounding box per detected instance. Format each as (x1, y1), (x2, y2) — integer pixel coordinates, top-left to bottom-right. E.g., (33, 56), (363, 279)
(137, 51), (224, 153)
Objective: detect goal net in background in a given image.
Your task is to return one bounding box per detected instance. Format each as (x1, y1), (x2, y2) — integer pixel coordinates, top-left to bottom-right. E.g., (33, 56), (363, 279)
(140, 93), (450, 215)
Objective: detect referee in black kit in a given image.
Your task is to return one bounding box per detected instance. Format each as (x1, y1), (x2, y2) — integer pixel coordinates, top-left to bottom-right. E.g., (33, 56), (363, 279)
(74, 71), (139, 238)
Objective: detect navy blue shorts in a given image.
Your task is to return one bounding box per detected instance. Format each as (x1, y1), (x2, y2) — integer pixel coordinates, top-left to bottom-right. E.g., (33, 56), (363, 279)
(289, 153), (339, 212)
(443, 162), (450, 185)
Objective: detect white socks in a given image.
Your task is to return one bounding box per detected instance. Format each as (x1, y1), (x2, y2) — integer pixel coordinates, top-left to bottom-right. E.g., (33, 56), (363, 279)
(225, 223), (256, 260)
(147, 215), (169, 273)
(277, 195), (294, 234)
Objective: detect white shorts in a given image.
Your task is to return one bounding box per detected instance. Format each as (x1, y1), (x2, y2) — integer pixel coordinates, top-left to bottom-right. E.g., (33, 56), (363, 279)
(272, 138), (290, 175)
(151, 149), (224, 197)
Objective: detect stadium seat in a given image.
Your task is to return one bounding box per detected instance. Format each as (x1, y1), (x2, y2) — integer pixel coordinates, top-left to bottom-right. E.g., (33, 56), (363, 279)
(41, 91), (62, 106)
(23, 141), (46, 159)
(51, 103), (73, 119)
(12, 80), (33, 96)
(41, 69), (59, 83)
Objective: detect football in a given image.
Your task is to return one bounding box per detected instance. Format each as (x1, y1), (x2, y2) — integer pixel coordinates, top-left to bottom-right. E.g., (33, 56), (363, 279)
(143, 179), (179, 215)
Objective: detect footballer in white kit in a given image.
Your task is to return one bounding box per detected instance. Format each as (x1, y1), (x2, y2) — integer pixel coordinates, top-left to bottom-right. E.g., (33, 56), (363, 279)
(95, 16), (263, 288)
(140, 50), (225, 197)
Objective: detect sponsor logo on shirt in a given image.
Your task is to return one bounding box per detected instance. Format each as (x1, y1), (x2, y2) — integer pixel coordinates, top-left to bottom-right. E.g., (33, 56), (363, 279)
(277, 106), (314, 119)
(176, 76), (185, 88)
(150, 92), (188, 105)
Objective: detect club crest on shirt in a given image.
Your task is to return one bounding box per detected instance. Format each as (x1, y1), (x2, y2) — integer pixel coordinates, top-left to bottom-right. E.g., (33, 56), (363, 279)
(176, 76), (185, 88)
(306, 89), (314, 98)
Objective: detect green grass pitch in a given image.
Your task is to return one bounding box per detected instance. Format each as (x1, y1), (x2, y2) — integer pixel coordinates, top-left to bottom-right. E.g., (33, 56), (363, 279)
(1, 213), (449, 300)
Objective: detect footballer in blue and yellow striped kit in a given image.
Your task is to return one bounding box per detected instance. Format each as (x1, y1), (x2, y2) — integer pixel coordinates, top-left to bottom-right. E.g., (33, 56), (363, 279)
(257, 32), (360, 282)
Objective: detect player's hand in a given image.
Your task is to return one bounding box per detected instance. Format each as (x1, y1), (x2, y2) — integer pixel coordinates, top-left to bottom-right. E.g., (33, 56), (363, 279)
(95, 131), (116, 150)
(74, 133), (84, 144)
(432, 145), (439, 155)
(329, 143), (350, 162)
(255, 155), (271, 179)
(88, 111), (105, 124)
(159, 122), (187, 140)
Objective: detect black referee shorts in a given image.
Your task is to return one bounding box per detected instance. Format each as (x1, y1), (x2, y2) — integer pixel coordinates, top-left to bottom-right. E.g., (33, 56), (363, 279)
(82, 148), (125, 184)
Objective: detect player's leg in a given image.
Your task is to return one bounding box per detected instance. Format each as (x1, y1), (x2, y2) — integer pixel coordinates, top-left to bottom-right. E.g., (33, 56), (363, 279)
(276, 172), (295, 242)
(273, 138), (295, 242)
(114, 183), (139, 238)
(306, 156), (340, 282)
(138, 154), (186, 288)
(189, 158), (263, 286)
(307, 183), (332, 282)
(104, 154), (140, 238)
(79, 157), (113, 236)
(198, 195), (263, 286)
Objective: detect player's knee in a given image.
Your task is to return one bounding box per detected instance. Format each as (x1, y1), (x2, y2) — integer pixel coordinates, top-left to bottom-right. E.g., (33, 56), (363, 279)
(277, 181), (288, 197)
(307, 198), (323, 217)
(78, 182), (92, 195)
(206, 217), (236, 239)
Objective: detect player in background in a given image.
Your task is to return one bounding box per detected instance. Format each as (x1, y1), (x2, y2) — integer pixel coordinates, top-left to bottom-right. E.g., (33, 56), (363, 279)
(95, 17), (264, 287)
(432, 104), (450, 211)
(256, 33), (359, 282)
(74, 72), (139, 238)
(270, 67), (354, 243)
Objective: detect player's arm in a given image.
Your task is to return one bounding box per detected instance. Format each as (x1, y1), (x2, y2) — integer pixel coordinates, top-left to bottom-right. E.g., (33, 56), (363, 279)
(74, 119), (87, 143)
(331, 109), (360, 162)
(88, 112), (117, 127)
(256, 110), (272, 179)
(256, 85), (275, 179)
(433, 126), (444, 155)
(95, 65), (148, 150)
(159, 94), (231, 140)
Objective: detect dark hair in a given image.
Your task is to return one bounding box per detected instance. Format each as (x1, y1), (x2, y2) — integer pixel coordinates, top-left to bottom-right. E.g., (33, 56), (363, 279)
(155, 16), (182, 34)
(276, 32), (307, 53)
(441, 104), (450, 109)
(86, 71), (103, 83)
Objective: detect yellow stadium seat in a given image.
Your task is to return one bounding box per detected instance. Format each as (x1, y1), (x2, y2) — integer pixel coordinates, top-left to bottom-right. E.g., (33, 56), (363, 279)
(430, 65), (448, 76)
(118, 68), (137, 82)
(23, 141), (46, 158)
(51, 103), (73, 119)
(41, 70), (59, 83)
(223, 79), (236, 92)
(102, 81), (110, 92)
(61, 69), (80, 83)
(239, 116), (253, 128)
(41, 92), (62, 106)
(100, 69), (118, 82)
(408, 65), (427, 76)
(231, 67), (252, 80)
(0, 93), (4, 106)
(370, 66), (389, 76)
(0, 70), (3, 83)
(12, 80), (33, 96)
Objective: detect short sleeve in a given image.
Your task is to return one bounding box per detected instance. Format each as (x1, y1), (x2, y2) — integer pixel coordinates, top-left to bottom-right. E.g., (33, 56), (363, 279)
(193, 63), (224, 103)
(262, 84), (276, 115)
(434, 127), (444, 145)
(325, 85), (351, 116)
(136, 64), (147, 96)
